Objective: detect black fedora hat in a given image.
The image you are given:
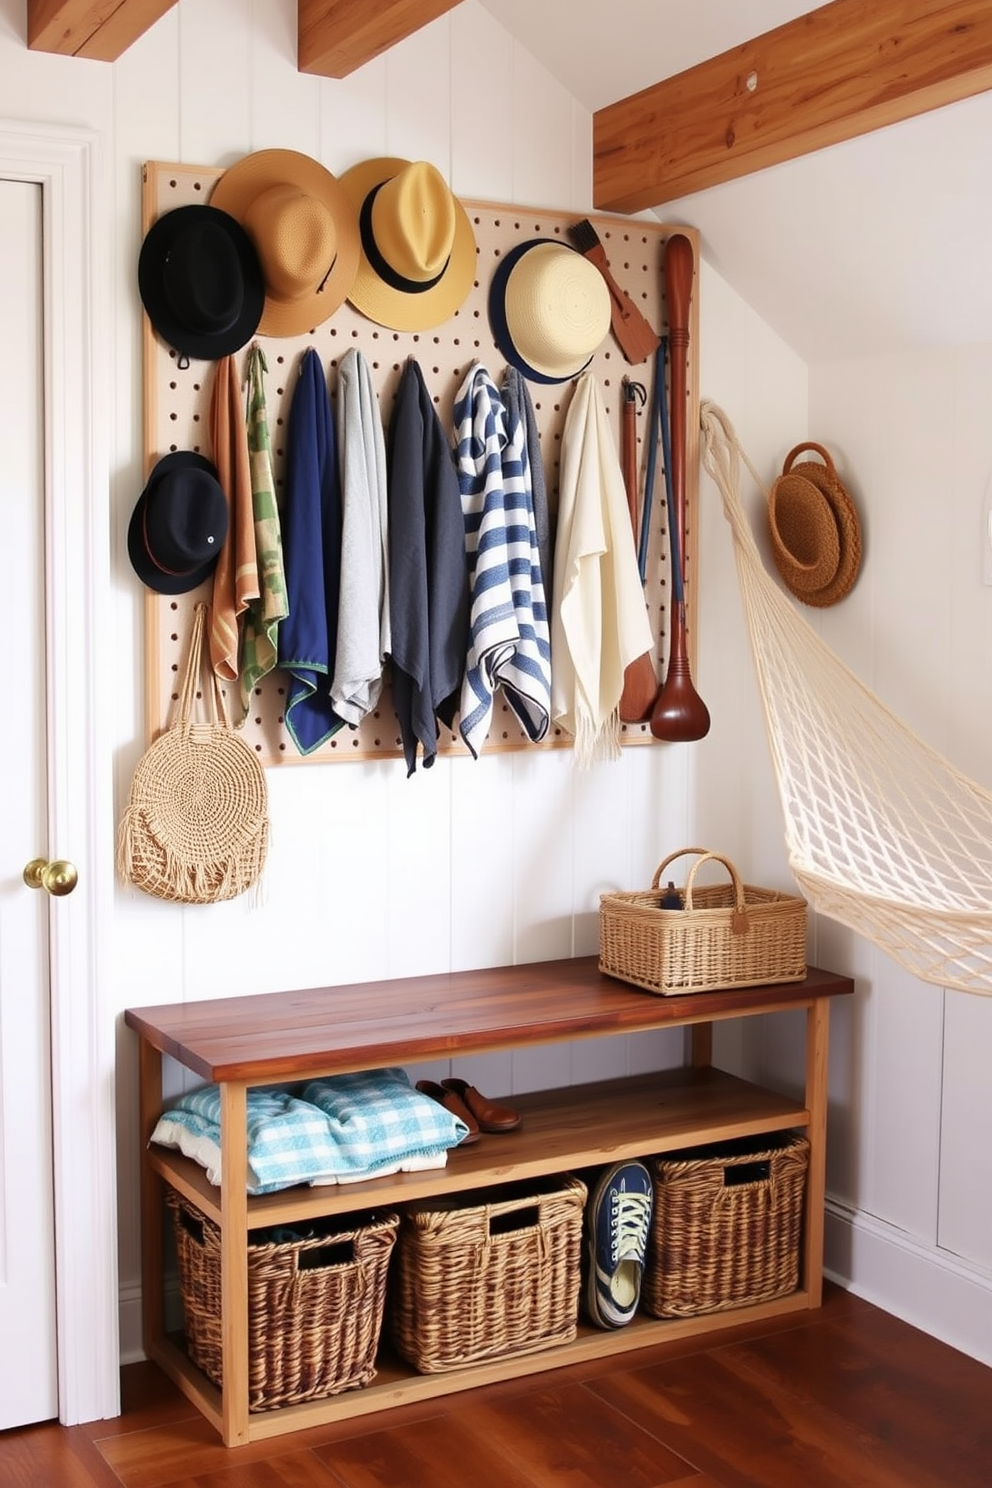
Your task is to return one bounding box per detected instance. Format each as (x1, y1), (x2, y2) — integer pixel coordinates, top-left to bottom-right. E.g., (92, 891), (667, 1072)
(138, 204), (265, 361)
(128, 452), (229, 594)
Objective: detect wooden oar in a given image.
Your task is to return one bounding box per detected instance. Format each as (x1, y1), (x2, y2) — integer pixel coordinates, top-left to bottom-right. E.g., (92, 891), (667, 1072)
(649, 235), (710, 742)
(618, 377), (658, 723)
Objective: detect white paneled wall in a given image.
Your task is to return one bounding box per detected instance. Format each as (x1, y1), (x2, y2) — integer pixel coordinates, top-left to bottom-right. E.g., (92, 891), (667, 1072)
(96, 0), (707, 1361)
(4, 0), (990, 1379)
(804, 350), (992, 1361)
(694, 286), (992, 1360)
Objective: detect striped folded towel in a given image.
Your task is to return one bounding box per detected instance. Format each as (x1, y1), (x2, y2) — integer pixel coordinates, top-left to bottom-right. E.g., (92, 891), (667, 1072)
(454, 363), (551, 757)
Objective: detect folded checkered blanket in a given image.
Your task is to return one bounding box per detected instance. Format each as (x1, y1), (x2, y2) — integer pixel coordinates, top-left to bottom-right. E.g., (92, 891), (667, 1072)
(150, 1067), (467, 1194)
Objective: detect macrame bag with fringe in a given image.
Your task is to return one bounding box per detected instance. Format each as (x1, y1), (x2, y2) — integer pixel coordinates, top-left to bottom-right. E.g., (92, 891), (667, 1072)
(117, 602), (268, 904)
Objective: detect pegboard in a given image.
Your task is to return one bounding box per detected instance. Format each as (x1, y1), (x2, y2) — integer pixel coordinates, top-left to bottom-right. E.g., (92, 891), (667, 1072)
(140, 160), (701, 765)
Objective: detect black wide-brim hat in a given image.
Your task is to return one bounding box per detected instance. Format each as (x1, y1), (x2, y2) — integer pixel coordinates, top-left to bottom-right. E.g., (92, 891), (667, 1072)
(128, 451), (229, 594)
(138, 204), (265, 361)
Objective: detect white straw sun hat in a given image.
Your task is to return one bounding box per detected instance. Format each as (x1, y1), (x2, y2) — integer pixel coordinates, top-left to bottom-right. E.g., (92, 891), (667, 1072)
(488, 238), (611, 384)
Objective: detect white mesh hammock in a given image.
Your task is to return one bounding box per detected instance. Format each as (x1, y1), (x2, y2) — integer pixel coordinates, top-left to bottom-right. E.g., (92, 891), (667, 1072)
(700, 399), (992, 997)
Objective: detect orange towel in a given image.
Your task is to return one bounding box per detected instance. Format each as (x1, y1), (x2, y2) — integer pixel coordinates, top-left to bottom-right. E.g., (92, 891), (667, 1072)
(209, 354), (260, 681)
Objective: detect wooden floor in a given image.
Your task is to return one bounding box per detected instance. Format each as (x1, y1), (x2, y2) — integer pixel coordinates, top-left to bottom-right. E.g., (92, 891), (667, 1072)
(4, 1285), (992, 1487)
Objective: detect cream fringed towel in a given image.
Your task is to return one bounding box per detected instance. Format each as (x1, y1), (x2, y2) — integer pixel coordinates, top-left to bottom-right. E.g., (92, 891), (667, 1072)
(551, 373), (654, 766)
(701, 398), (992, 996)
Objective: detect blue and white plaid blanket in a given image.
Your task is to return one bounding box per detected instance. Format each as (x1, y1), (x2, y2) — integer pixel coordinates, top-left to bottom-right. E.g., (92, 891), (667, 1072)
(150, 1068), (467, 1194)
(302, 1069), (467, 1177)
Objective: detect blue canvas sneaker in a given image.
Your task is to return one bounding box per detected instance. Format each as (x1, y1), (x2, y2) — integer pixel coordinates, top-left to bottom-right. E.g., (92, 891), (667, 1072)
(586, 1160), (653, 1329)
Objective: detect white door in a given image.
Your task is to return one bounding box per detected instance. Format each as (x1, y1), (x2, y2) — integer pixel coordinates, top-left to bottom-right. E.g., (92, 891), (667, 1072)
(0, 121), (118, 1430)
(0, 176), (58, 1427)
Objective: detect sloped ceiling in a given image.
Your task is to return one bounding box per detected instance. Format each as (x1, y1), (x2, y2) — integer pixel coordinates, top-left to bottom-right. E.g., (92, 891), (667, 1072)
(478, 0), (992, 363)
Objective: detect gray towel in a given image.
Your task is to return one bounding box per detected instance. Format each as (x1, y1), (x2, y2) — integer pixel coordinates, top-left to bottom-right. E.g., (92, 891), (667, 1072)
(331, 348), (390, 724)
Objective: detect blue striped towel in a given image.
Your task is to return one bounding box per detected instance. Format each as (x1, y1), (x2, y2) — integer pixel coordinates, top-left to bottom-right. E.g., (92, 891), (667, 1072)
(454, 363), (551, 757)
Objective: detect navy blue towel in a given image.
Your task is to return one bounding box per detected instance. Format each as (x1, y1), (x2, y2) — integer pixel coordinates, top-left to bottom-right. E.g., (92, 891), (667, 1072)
(277, 347), (345, 754)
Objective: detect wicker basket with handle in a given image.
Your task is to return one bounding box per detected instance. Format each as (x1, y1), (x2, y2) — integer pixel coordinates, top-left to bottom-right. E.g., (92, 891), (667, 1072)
(391, 1174), (587, 1373)
(168, 1190), (399, 1410)
(642, 1130), (809, 1317)
(599, 847), (807, 995)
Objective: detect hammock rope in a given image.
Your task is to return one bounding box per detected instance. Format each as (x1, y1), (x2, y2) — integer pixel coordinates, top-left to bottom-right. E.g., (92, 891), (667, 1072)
(700, 399), (992, 997)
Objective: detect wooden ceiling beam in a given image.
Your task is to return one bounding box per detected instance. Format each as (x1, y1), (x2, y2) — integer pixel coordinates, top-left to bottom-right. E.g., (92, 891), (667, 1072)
(298, 0), (462, 77)
(27, 0), (177, 61)
(26, 0), (460, 67)
(593, 0), (992, 214)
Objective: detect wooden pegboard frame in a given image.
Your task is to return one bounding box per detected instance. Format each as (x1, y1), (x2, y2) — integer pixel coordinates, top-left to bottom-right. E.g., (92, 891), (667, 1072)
(140, 160), (701, 765)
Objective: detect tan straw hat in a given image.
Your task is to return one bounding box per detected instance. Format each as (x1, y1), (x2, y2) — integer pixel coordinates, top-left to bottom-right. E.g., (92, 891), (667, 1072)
(209, 149), (360, 337)
(338, 157), (477, 331)
(488, 238), (611, 384)
(768, 442), (862, 607)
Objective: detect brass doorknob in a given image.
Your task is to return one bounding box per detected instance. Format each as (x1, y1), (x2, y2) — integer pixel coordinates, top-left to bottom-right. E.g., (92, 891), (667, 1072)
(23, 857), (78, 897)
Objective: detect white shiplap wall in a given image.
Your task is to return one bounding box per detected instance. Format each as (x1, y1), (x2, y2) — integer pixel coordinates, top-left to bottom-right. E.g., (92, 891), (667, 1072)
(99, 0), (705, 1361)
(2, 0), (990, 1381)
(802, 351), (992, 1363)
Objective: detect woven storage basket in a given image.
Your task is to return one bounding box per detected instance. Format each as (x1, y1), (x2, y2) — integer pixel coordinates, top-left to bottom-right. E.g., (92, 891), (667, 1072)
(599, 848), (807, 995)
(391, 1174), (587, 1373)
(642, 1131), (809, 1318)
(167, 1190), (399, 1410)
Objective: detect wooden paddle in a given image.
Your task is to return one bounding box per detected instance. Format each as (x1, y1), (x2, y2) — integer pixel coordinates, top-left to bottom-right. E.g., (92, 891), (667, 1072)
(618, 377), (658, 723)
(649, 235), (711, 742)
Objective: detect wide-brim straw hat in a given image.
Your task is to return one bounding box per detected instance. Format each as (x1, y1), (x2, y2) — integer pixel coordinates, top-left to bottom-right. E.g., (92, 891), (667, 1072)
(338, 156), (477, 331)
(138, 204), (265, 361)
(488, 238), (611, 384)
(768, 442), (862, 607)
(210, 149), (361, 337)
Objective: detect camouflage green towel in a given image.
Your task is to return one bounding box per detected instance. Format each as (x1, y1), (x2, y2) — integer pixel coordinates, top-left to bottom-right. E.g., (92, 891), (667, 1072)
(238, 344), (289, 721)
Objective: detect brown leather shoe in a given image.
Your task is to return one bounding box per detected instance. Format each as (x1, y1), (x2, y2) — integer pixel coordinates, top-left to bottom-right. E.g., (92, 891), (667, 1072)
(441, 1077), (521, 1132)
(415, 1080), (479, 1144)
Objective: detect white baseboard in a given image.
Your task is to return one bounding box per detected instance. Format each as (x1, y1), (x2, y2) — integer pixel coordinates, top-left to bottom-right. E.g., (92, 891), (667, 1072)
(118, 1280), (182, 1367)
(825, 1197), (992, 1367)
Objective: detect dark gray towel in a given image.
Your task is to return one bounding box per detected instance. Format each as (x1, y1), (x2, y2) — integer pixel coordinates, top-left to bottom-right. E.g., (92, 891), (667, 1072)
(387, 358), (469, 775)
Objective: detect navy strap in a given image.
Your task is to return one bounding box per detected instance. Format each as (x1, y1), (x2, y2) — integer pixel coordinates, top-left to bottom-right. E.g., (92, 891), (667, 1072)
(637, 339), (665, 584)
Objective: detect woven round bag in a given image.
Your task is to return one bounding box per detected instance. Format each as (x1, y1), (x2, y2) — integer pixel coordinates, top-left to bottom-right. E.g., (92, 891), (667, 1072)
(117, 603), (269, 904)
(768, 442), (862, 607)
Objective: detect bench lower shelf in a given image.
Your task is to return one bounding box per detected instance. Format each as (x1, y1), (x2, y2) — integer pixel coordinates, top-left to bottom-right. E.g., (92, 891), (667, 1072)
(150, 1285), (814, 1443)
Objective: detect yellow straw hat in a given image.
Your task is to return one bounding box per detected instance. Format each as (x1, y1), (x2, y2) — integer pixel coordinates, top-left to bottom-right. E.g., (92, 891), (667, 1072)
(210, 148), (360, 337)
(338, 157), (477, 331)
